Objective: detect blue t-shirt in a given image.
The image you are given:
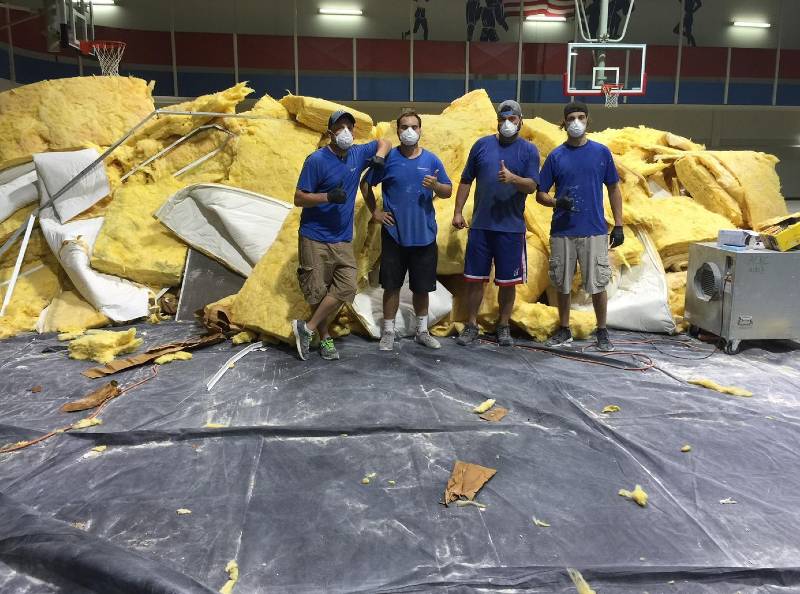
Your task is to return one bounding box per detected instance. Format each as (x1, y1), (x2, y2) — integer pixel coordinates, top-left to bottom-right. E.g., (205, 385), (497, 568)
(297, 140), (379, 243)
(365, 148), (451, 247)
(460, 135), (540, 233)
(539, 140), (620, 238)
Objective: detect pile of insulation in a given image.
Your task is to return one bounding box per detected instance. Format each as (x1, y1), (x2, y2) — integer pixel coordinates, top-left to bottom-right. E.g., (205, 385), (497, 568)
(0, 76), (789, 343)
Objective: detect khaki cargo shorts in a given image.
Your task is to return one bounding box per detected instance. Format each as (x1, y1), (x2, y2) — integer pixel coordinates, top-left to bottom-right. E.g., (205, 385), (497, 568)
(297, 235), (357, 305)
(549, 235), (612, 295)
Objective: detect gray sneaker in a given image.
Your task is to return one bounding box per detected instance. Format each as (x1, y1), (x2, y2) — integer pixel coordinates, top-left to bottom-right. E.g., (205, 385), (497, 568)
(456, 324), (480, 346)
(292, 319), (314, 360)
(544, 326), (573, 347)
(415, 331), (441, 349)
(319, 337), (340, 360)
(379, 330), (395, 351)
(595, 328), (614, 352)
(496, 324), (514, 347)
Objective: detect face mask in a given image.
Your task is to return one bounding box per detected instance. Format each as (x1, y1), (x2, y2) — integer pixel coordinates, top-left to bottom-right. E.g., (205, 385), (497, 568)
(567, 119), (587, 138)
(334, 127), (354, 150)
(499, 119), (518, 138)
(399, 127), (420, 146)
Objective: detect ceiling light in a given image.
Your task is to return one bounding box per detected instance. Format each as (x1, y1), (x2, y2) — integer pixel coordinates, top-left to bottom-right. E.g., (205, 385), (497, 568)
(90, 0), (117, 5)
(319, 8), (363, 16)
(732, 21), (771, 28)
(526, 15), (567, 22)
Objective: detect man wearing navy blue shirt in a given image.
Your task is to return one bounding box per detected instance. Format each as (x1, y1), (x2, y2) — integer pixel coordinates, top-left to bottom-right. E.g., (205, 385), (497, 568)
(361, 111), (452, 352)
(536, 101), (624, 352)
(292, 110), (391, 361)
(452, 99), (540, 347)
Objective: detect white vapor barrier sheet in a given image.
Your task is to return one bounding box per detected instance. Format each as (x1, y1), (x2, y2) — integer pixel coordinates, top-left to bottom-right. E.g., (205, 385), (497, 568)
(0, 163), (39, 223)
(351, 279), (453, 339)
(38, 208), (149, 322)
(155, 183), (293, 277)
(34, 148), (110, 223)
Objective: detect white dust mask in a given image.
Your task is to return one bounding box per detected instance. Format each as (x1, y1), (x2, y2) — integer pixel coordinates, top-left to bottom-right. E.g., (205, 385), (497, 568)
(335, 127), (354, 150)
(399, 128), (420, 146)
(567, 120), (586, 138)
(499, 119), (518, 138)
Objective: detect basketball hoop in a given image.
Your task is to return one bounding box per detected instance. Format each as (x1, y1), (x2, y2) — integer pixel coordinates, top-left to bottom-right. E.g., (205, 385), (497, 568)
(80, 40), (126, 76)
(602, 83), (622, 109)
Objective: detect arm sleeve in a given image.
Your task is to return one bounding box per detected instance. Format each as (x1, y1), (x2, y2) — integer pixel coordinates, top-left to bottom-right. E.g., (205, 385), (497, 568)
(356, 140), (379, 171)
(435, 156), (452, 186)
(604, 148), (620, 185)
(460, 141), (480, 184)
(524, 144), (541, 184)
(538, 155), (555, 193)
(364, 164), (384, 187)
(297, 155), (319, 193)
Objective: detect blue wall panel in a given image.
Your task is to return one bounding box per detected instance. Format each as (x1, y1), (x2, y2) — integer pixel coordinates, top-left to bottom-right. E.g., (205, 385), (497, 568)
(176, 71), (235, 97)
(521, 80), (564, 104)
(14, 54), (78, 84)
(727, 83), (772, 105)
(678, 81), (725, 105)
(242, 72), (295, 99)
(777, 83), (800, 106)
(358, 76), (409, 101)
(0, 46), (9, 79)
(627, 81), (675, 104)
(299, 74), (352, 101)
(120, 68), (174, 96)
(413, 77), (464, 103)
(469, 79), (515, 104)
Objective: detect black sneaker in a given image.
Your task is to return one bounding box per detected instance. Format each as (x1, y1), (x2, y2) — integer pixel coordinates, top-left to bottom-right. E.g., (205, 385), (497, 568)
(545, 326), (573, 347)
(595, 328), (614, 352)
(496, 324), (514, 347)
(456, 324), (480, 346)
(291, 319), (314, 360)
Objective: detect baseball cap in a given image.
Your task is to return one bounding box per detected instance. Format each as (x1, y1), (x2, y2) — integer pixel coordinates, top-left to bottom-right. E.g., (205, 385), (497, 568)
(497, 100), (522, 118)
(328, 109), (356, 130)
(564, 101), (589, 118)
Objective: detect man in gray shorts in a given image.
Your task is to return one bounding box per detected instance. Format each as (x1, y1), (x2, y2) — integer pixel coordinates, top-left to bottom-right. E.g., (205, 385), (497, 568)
(535, 101), (624, 351)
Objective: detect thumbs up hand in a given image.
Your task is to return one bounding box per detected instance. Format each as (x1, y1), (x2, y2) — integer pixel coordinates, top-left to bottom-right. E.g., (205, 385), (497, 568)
(498, 160), (515, 184)
(422, 169), (440, 191)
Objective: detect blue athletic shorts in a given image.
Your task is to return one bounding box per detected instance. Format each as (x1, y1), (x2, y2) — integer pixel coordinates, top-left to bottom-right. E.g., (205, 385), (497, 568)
(463, 228), (527, 286)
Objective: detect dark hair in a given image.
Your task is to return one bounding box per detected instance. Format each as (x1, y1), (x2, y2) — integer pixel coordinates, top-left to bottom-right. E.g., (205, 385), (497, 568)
(564, 101), (589, 119)
(397, 111), (422, 128)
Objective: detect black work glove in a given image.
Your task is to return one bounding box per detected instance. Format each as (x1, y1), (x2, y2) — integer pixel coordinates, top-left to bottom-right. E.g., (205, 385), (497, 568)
(609, 225), (625, 248)
(368, 155), (386, 171)
(555, 195), (574, 212)
(327, 186), (347, 204)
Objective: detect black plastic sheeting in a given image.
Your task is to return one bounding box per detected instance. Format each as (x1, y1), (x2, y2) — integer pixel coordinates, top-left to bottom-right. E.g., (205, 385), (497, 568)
(2, 322), (800, 593)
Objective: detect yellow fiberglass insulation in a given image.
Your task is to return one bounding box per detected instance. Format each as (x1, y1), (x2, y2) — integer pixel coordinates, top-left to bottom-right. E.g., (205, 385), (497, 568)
(68, 328), (143, 364)
(0, 204), (37, 245)
(39, 290), (111, 334)
(0, 260), (61, 339)
(280, 94), (374, 141)
(520, 117), (563, 160)
(666, 271), (687, 321)
(512, 302), (597, 343)
(648, 197), (734, 271)
(250, 93), (290, 119)
(0, 76), (155, 170)
(90, 176), (187, 286)
(0, 228), (50, 271)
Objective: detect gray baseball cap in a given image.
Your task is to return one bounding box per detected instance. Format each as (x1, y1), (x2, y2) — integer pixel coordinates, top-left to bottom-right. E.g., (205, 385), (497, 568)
(497, 100), (522, 118)
(328, 109), (356, 130)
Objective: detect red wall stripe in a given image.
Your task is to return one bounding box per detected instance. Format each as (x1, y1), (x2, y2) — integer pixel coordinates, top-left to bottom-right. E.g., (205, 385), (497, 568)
(357, 39), (409, 73)
(522, 44), (567, 76)
(298, 37), (352, 72)
(779, 49), (800, 80)
(237, 35), (293, 70)
(469, 42), (517, 75)
(731, 48), (777, 79)
(680, 46), (727, 78)
(93, 26), (171, 66)
(174, 32), (233, 68)
(415, 41), (465, 75)
(645, 45), (678, 77)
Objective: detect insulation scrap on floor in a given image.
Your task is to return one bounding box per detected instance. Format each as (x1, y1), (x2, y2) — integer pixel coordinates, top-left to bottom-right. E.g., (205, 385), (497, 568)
(37, 290), (111, 334)
(154, 351), (192, 365)
(511, 302), (597, 343)
(567, 568), (597, 594)
(689, 378), (753, 398)
(68, 328), (143, 364)
(219, 559), (239, 594)
(442, 460), (497, 506)
(0, 76), (155, 170)
(619, 484), (649, 507)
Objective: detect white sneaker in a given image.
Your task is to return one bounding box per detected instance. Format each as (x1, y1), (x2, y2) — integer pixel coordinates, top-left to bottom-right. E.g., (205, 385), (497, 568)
(415, 331), (441, 349)
(379, 330), (395, 351)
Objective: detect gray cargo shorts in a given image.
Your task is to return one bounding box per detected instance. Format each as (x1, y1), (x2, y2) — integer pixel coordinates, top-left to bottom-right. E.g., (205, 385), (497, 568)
(549, 234), (612, 295)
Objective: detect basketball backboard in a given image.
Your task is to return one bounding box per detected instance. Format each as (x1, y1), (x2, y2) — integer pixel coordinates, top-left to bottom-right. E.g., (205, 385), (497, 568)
(44, 0), (94, 52)
(564, 42), (647, 97)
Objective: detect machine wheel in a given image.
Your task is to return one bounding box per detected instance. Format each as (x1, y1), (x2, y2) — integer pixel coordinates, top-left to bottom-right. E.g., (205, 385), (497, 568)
(688, 325), (701, 338)
(724, 340), (742, 355)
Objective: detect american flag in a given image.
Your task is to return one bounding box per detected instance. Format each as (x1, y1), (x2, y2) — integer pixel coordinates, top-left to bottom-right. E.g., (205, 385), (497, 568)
(503, 0), (576, 19)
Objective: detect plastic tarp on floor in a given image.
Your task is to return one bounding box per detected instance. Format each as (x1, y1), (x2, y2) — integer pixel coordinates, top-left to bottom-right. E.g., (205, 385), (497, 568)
(1, 322), (800, 593)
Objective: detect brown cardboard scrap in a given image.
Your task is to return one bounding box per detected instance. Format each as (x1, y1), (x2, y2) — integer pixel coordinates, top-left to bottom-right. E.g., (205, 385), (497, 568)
(479, 407), (508, 422)
(442, 460), (497, 506)
(61, 381), (121, 412)
(81, 333), (224, 378)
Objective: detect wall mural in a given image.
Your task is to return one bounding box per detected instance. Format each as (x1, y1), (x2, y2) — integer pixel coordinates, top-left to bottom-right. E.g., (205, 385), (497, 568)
(673, 0), (702, 47)
(403, 0), (430, 41)
(466, 0), (509, 42)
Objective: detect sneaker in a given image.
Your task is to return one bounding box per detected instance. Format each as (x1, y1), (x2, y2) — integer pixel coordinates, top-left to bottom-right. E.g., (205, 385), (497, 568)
(379, 330), (395, 351)
(415, 331), (441, 349)
(319, 337), (340, 360)
(496, 324), (514, 347)
(544, 326), (573, 347)
(292, 319), (314, 360)
(456, 324), (480, 346)
(595, 328), (614, 352)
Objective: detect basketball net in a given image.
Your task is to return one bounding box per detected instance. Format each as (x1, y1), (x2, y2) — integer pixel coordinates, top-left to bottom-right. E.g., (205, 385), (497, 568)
(602, 83), (622, 109)
(86, 41), (126, 76)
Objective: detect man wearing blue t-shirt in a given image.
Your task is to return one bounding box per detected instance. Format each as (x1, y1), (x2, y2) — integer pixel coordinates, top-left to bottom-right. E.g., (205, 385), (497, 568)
(291, 110), (391, 361)
(361, 111), (453, 352)
(536, 101), (624, 352)
(452, 99), (540, 347)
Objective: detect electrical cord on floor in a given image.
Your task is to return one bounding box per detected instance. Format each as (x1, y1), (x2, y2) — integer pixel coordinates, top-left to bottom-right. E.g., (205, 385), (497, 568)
(0, 365), (159, 455)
